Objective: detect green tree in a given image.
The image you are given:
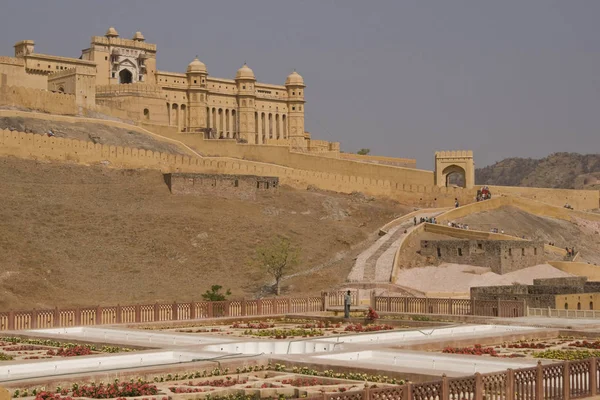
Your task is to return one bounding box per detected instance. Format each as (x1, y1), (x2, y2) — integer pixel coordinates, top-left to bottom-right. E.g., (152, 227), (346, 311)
(252, 236), (300, 296)
(202, 285), (231, 301)
(357, 148), (370, 155)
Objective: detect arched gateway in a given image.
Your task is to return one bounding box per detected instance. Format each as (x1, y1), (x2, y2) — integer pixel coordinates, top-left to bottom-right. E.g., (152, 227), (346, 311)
(435, 150), (475, 189)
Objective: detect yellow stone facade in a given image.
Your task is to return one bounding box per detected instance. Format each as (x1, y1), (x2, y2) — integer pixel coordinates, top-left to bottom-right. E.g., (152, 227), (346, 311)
(0, 27), (335, 152)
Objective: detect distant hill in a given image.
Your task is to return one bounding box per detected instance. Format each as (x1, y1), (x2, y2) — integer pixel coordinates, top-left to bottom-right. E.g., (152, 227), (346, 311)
(476, 152), (600, 190)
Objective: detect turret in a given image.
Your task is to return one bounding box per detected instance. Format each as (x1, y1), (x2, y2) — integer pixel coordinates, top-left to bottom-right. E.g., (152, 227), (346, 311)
(186, 57), (209, 130)
(235, 63), (257, 143)
(285, 70), (306, 150)
(14, 40), (35, 57)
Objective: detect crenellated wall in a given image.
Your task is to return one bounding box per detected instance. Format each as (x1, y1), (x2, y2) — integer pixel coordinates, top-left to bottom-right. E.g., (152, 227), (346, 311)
(0, 85), (77, 114)
(0, 129), (478, 207)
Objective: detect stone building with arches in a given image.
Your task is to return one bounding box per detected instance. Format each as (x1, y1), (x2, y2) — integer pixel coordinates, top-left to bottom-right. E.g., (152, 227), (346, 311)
(0, 27), (335, 152)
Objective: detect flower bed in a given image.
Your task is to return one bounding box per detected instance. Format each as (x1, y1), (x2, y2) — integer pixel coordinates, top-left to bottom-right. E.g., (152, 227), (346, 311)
(534, 349), (600, 360)
(442, 344), (499, 356)
(344, 323), (393, 333)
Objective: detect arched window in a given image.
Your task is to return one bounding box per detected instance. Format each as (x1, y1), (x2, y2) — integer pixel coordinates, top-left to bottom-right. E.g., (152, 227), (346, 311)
(119, 69), (133, 84)
(590, 301), (594, 310)
(565, 303), (568, 310)
(58, 86), (65, 94)
(143, 108), (150, 120)
(577, 302), (581, 310)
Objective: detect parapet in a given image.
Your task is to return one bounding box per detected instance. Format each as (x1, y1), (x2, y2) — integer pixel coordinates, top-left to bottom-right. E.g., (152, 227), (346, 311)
(164, 173), (279, 201)
(435, 150), (473, 159)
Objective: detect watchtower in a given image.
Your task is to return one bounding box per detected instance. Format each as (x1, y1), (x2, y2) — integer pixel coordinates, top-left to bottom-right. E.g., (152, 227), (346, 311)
(434, 150), (475, 189)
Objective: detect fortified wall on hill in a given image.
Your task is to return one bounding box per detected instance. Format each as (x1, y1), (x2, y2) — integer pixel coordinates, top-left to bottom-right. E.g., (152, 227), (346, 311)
(0, 27), (599, 210)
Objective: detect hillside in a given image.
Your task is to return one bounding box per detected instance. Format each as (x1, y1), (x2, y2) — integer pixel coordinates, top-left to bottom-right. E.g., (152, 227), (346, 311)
(476, 152), (600, 190)
(0, 157), (409, 310)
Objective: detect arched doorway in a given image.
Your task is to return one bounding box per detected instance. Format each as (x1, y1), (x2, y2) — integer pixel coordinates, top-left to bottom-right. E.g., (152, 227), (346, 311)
(441, 165), (467, 188)
(143, 108), (150, 120)
(119, 69), (133, 84)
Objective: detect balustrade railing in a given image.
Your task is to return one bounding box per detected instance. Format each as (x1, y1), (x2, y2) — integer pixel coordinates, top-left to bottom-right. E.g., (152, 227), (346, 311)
(312, 359), (598, 400)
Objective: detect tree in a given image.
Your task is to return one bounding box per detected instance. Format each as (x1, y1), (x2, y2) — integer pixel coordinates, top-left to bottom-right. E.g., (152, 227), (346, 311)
(357, 148), (370, 155)
(252, 236), (300, 296)
(202, 284), (231, 301)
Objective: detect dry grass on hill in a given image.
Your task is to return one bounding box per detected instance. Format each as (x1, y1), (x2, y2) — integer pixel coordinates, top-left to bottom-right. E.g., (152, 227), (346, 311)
(0, 115), (186, 155)
(0, 157), (409, 310)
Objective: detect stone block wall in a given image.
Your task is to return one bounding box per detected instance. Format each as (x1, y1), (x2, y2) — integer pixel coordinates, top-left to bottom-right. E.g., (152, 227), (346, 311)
(471, 277), (600, 308)
(420, 239), (545, 274)
(165, 172), (278, 200)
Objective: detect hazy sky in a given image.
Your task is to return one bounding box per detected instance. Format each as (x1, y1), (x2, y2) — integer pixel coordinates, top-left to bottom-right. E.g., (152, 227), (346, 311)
(1, 1), (599, 168)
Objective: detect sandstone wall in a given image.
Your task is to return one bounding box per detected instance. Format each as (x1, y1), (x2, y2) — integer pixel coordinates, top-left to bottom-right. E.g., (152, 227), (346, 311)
(166, 173), (278, 200)
(0, 57), (46, 89)
(339, 153), (417, 168)
(0, 85), (77, 115)
(490, 185), (599, 211)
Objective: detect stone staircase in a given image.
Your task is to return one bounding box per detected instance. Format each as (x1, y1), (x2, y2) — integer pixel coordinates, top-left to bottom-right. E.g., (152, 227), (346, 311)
(348, 209), (445, 283)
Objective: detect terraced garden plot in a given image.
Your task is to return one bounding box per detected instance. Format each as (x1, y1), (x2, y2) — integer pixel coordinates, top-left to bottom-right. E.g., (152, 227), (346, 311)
(158, 319), (405, 339)
(439, 337), (600, 360)
(0, 337), (133, 362)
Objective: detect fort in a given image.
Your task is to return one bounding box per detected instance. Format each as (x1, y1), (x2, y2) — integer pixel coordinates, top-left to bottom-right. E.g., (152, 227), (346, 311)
(0, 27), (599, 211)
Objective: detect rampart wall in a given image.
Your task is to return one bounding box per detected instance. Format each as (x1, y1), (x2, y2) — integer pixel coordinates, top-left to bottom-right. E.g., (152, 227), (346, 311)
(490, 185), (599, 212)
(340, 153), (417, 168)
(0, 128), (480, 207)
(548, 261), (600, 281)
(0, 57), (46, 89)
(0, 85), (77, 115)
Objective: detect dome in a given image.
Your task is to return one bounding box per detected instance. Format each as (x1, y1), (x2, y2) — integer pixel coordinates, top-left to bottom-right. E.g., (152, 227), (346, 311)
(132, 31), (145, 41)
(105, 27), (119, 38)
(285, 70), (304, 86)
(186, 57), (207, 74)
(235, 63), (255, 80)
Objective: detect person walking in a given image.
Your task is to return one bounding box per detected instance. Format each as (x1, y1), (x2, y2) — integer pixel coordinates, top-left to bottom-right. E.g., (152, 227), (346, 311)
(344, 290), (352, 319)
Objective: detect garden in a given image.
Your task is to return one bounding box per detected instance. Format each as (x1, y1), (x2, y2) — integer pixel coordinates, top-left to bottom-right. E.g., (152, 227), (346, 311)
(439, 336), (600, 360)
(150, 309), (405, 340)
(11, 363), (406, 400)
(0, 336), (134, 362)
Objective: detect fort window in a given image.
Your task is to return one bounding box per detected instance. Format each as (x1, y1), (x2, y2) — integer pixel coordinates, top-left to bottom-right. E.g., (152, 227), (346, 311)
(591, 302), (594, 309)
(234, 180), (239, 187)
(508, 248), (512, 256)
(437, 247), (441, 257)
(292, 107), (296, 111)
(105, 56), (108, 60)
(143, 108), (150, 120)
(457, 248), (462, 256)
(534, 247), (537, 255)
(577, 302), (581, 310)
(478, 243), (483, 250)
(194, 80), (197, 84)
(292, 91), (295, 95)
(565, 303), (568, 310)
(521, 248), (525, 256)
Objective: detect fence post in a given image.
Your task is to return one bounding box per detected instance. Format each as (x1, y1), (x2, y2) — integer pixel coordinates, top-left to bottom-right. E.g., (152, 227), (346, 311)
(449, 298), (454, 315)
(404, 296), (409, 313)
(506, 369), (515, 400)
(172, 302), (178, 321)
(75, 308), (81, 326)
(474, 372), (483, 400)
(154, 303), (159, 322)
(363, 383), (370, 400)
(440, 374), (448, 400)
(31, 309), (38, 329)
(116, 304), (122, 324)
(257, 299), (263, 315)
(287, 297), (292, 313)
(8, 311), (14, 331)
(190, 302), (196, 320)
(135, 305), (141, 323)
(96, 306), (102, 325)
(54, 307), (60, 327)
(563, 360), (571, 400)
(471, 299), (476, 316)
(241, 299), (247, 316)
(497, 299), (502, 317)
(405, 382), (412, 400)
(591, 358), (597, 396)
(370, 291), (376, 310)
(536, 361), (544, 400)
(424, 298), (429, 314)
(208, 302), (214, 318)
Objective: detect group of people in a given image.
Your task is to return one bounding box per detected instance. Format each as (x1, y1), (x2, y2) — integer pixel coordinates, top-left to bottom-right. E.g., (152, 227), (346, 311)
(414, 216), (437, 225)
(448, 221), (469, 230)
(490, 227), (505, 234)
(566, 247), (577, 257)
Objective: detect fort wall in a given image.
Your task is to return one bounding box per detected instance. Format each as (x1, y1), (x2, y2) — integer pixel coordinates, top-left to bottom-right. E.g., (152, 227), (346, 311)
(490, 185), (599, 212)
(339, 153), (417, 168)
(166, 173), (278, 200)
(548, 261), (600, 281)
(420, 239), (546, 274)
(0, 85), (77, 115)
